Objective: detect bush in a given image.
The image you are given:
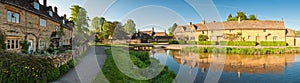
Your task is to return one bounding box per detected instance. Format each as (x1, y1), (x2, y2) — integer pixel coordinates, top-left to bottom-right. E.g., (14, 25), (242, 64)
(197, 41), (216, 45)
(186, 41), (197, 44)
(47, 67), (61, 82)
(260, 41), (287, 46)
(220, 41), (256, 46)
(59, 64), (70, 75)
(198, 34), (208, 41)
(168, 40), (179, 44)
(0, 51), (53, 83)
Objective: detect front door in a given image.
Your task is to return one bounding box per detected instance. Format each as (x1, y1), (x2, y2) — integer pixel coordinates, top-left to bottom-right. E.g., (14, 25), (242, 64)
(28, 40), (33, 53)
(256, 36), (260, 45)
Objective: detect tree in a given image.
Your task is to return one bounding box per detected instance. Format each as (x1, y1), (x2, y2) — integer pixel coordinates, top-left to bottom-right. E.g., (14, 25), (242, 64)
(124, 19), (136, 34)
(236, 11), (247, 20)
(70, 5), (90, 45)
(91, 17), (101, 31)
(198, 34), (208, 41)
(168, 23), (178, 36)
(248, 14), (258, 20)
(227, 14), (233, 21)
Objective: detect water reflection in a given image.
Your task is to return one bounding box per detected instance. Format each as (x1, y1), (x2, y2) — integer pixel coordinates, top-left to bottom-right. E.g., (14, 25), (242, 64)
(169, 50), (295, 74)
(151, 49), (300, 83)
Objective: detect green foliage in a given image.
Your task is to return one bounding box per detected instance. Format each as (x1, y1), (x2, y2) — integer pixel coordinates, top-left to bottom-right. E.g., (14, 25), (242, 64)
(59, 64), (70, 75)
(124, 19), (136, 34)
(70, 5), (90, 46)
(183, 46), (300, 55)
(0, 30), (6, 50)
(20, 40), (30, 54)
(100, 49), (176, 83)
(260, 41), (287, 46)
(295, 30), (300, 36)
(197, 41), (216, 45)
(0, 51), (53, 83)
(198, 34), (208, 41)
(248, 14), (258, 20)
(219, 41), (257, 46)
(168, 40), (179, 44)
(227, 11), (258, 21)
(46, 67), (60, 82)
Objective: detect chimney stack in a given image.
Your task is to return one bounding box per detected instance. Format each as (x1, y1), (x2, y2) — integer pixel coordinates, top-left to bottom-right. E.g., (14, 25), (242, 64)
(54, 6), (58, 13)
(152, 27), (154, 32)
(238, 17), (241, 23)
(64, 14), (67, 19)
(202, 19), (206, 24)
(43, 0), (47, 7)
(189, 22), (192, 25)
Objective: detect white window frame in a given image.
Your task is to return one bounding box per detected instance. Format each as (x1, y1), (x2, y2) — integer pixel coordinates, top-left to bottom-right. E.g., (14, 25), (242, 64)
(40, 18), (46, 27)
(49, 11), (53, 17)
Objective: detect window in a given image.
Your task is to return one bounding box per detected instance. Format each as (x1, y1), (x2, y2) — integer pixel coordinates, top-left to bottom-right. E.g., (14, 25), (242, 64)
(62, 19), (65, 24)
(11, 40), (14, 49)
(7, 11), (11, 22)
(55, 26), (59, 31)
(7, 11), (20, 23)
(40, 18), (46, 27)
(7, 40), (10, 49)
(49, 11), (53, 17)
(273, 36), (277, 41)
(202, 31), (205, 34)
(34, 2), (39, 10)
(16, 40), (19, 49)
(263, 29), (266, 32)
(211, 30), (214, 33)
(248, 35), (251, 39)
(40, 40), (45, 48)
(229, 29), (234, 32)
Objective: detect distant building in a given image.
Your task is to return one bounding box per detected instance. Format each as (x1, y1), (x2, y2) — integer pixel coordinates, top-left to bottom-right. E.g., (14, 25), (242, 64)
(130, 27), (173, 43)
(0, 0), (73, 52)
(174, 20), (298, 46)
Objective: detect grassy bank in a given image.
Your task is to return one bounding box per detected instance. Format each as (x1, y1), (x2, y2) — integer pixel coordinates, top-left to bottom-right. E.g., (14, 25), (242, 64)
(93, 47), (175, 83)
(182, 46), (300, 55)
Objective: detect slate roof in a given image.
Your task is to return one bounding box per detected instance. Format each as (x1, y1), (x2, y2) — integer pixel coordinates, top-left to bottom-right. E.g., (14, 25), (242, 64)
(0, 0), (73, 29)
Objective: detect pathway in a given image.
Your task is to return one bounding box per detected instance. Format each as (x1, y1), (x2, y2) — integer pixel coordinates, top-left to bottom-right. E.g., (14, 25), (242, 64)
(51, 46), (108, 83)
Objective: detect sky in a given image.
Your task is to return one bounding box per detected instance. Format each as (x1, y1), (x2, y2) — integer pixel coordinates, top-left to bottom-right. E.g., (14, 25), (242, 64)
(42, 0), (300, 31)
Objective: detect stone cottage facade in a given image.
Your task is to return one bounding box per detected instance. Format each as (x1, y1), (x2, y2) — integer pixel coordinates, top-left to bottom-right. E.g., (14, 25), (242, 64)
(0, 0), (73, 52)
(174, 20), (298, 46)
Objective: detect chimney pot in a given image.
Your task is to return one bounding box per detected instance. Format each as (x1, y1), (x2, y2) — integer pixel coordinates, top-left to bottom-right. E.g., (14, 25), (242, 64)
(43, 0), (47, 7)
(54, 7), (58, 13)
(64, 14), (67, 19)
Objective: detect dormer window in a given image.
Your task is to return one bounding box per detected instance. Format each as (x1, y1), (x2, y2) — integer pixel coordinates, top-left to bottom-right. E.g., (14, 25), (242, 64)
(62, 19), (65, 24)
(34, 2), (40, 10)
(49, 11), (53, 17)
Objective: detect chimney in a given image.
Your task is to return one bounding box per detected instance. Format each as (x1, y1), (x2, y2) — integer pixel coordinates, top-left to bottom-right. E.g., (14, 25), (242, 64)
(238, 17), (241, 23)
(152, 27), (154, 32)
(138, 29), (140, 33)
(54, 6), (58, 13)
(189, 22), (192, 25)
(202, 19), (206, 24)
(64, 14), (67, 19)
(43, 0), (47, 7)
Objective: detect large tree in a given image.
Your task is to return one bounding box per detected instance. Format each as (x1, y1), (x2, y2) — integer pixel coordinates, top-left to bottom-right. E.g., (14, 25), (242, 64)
(248, 14), (258, 20)
(124, 19), (136, 34)
(91, 17), (101, 31)
(168, 23), (178, 36)
(70, 5), (90, 45)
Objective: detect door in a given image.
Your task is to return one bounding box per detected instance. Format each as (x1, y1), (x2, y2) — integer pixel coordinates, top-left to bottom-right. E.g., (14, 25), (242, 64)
(28, 40), (33, 53)
(256, 36), (260, 45)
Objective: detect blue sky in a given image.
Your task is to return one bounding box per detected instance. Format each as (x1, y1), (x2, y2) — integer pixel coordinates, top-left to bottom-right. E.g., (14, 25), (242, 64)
(43, 0), (300, 31)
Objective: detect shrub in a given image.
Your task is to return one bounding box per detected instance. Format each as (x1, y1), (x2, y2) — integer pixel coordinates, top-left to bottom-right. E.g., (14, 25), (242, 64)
(186, 41), (197, 44)
(168, 40), (179, 44)
(198, 34), (208, 41)
(260, 41), (287, 46)
(220, 41), (256, 46)
(59, 64), (70, 75)
(46, 67), (61, 82)
(197, 41), (216, 45)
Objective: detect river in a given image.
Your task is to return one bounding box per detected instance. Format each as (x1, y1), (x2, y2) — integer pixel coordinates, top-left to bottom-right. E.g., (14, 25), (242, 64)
(150, 49), (300, 83)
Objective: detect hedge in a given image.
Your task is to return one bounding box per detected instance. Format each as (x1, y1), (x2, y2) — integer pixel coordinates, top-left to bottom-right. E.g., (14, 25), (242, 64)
(260, 41), (287, 46)
(0, 50), (78, 82)
(219, 41), (257, 46)
(197, 41), (217, 45)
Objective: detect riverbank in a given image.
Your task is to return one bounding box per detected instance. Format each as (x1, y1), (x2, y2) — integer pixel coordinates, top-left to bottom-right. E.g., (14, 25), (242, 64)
(92, 47), (175, 83)
(181, 46), (300, 55)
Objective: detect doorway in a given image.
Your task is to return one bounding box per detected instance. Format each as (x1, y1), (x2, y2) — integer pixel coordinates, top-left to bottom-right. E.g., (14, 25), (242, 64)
(28, 40), (33, 54)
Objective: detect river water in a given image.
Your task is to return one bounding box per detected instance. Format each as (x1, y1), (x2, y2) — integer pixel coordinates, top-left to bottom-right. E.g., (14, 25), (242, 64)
(151, 49), (300, 83)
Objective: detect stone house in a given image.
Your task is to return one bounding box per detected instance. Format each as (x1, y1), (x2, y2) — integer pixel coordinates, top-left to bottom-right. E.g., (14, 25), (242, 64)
(0, 0), (73, 52)
(174, 20), (298, 46)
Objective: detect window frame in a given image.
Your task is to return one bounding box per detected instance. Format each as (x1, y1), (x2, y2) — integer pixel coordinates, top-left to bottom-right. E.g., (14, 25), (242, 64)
(34, 2), (40, 10)
(7, 10), (20, 24)
(49, 11), (53, 17)
(40, 18), (47, 27)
